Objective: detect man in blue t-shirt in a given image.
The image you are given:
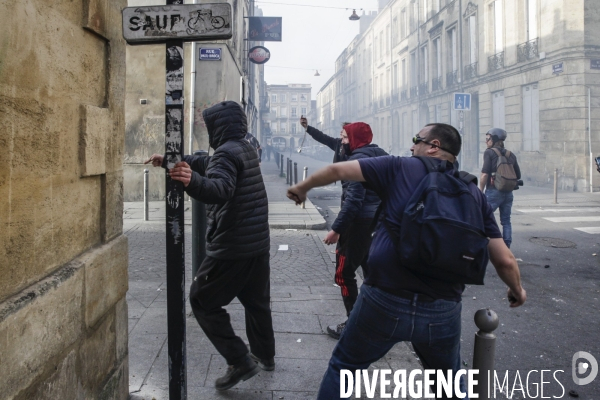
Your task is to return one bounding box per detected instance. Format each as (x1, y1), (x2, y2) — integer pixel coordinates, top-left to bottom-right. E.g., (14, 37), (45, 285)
(287, 123), (527, 399)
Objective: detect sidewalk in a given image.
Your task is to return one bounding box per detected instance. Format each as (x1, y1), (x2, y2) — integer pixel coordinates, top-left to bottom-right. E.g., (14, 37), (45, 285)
(125, 157), (420, 399)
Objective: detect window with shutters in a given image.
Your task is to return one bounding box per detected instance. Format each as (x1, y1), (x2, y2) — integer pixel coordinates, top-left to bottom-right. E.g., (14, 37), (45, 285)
(522, 84), (539, 151)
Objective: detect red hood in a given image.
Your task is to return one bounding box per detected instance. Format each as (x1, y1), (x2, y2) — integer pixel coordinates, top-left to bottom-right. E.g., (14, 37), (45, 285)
(344, 122), (373, 152)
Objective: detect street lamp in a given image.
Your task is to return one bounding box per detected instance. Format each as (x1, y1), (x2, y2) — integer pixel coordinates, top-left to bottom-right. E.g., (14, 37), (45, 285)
(349, 9), (360, 21)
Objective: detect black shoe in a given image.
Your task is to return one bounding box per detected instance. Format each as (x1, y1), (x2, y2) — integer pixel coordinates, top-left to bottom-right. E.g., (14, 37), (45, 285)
(215, 356), (260, 391)
(250, 353), (275, 371)
(326, 321), (346, 340)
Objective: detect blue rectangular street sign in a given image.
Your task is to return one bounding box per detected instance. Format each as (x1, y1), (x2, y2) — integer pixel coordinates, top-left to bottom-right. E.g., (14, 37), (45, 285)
(453, 93), (471, 110)
(199, 48), (221, 61)
(553, 62), (564, 74)
(591, 59), (600, 70)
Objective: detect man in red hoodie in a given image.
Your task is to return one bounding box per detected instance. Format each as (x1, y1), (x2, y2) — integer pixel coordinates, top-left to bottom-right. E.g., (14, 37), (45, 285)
(323, 122), (388, 339)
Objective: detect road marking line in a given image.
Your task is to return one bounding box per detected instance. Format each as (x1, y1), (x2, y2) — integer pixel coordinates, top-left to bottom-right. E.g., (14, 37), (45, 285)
(543, 216), (600, 222)
(517, 208), (600, 213)
(574, 227), (600, 234)
(278, 245), (289, 251)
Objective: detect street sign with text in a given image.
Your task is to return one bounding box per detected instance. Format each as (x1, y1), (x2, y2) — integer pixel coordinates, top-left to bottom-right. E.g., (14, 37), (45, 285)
(122, 4), (232, 44)
(199, 48), (221, 61)
(453, 93), (471, 110)
(591, 59), (600, 70)
(553, 62), (564, 74)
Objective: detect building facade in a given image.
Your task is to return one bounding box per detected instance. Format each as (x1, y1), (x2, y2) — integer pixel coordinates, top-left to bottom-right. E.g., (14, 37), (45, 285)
(264, 84), (313, 150)
(1, 1), (129, 399)
(317, 0), (600, 191)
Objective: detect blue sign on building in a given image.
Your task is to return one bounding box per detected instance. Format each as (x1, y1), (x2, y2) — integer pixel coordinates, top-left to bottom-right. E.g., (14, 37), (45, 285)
(199, 48), (221, 61)
(591, 59), (600, 70)
(453, 93), (471, 110)
(552, 62), (564, 74)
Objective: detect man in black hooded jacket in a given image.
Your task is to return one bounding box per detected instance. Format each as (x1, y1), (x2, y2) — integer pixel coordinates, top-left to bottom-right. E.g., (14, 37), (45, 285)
(146, 101), (275, 391)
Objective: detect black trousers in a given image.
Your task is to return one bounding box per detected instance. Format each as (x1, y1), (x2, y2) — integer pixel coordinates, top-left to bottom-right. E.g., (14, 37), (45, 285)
(189, 253), (275, 366)
(334, 219), (374, 316)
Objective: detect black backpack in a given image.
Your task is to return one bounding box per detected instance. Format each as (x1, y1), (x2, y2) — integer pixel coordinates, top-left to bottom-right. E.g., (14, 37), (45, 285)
(381, 157), (490, 284)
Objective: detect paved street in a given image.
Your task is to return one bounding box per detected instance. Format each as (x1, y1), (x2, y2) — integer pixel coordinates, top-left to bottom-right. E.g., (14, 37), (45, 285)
(125, 153), (600, 399)
(125, 155), (420, 400)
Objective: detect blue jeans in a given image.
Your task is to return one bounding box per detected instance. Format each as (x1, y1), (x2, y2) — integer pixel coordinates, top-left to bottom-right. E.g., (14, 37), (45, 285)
(317, 284), (465, 400)
(485, 188), (514, 248)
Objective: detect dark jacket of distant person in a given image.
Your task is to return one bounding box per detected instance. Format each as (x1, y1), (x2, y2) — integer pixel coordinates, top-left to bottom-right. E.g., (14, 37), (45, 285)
(331, 122), (388, 234)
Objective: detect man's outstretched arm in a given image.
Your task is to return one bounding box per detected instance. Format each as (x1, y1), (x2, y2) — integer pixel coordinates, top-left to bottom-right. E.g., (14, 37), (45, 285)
(287, 160), (364, 205)
(488, 238), (527, 307)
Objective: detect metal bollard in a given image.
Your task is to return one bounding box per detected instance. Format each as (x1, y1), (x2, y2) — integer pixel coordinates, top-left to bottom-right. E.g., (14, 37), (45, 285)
(554, 168), (558, 204)
(472, 308), (499, 400)
(286, 158), (290, 184)
(192, 150), (208, 278)
(302, 166), (308, 209)
(143, 169), (149, 221)
(280, 154), (284, 177)
(289, 159), (293, 187)
(294, 162), (298, 184)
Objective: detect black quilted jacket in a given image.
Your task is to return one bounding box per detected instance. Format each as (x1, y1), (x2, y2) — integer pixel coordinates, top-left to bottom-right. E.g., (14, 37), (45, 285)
(181, 101), (270, 260)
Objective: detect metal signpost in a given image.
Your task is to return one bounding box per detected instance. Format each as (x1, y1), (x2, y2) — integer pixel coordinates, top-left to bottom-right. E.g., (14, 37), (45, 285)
(122, 3), (232, 399)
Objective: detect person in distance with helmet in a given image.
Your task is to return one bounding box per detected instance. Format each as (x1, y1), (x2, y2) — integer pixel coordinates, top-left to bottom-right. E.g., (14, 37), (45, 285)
(479, 128), (521, 249)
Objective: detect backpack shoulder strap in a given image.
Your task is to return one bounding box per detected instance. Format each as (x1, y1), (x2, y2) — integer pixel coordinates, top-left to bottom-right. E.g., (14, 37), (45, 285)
(459, 171), (478, 186)
(491, 147), (502, 157)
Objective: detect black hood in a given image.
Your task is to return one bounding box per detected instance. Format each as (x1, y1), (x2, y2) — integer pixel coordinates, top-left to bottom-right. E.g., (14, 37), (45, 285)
(202, 101), (247, 149)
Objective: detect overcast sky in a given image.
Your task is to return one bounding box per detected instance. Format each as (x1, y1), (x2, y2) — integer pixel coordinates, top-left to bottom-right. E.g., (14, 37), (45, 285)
(254, 0), (379, 99)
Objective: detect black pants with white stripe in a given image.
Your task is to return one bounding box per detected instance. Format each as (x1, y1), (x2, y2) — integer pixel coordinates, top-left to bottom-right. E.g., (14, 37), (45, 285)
(335, 219), (373, 316)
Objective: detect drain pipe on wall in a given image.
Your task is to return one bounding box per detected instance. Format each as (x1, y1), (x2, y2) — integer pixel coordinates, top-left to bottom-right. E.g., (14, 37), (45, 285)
(189, 0), (197, 154)
(588, 87), (592, 193)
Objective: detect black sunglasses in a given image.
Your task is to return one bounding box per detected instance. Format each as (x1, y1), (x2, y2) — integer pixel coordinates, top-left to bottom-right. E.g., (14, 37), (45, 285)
(412, 135), (456, 156)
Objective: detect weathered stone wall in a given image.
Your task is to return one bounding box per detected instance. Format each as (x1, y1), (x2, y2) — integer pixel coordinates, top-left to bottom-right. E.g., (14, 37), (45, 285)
(0, 1), (128, 399)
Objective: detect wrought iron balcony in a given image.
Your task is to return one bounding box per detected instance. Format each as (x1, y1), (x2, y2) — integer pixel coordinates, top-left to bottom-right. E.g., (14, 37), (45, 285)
(463, 62), (478, 80)
(401, 90), (408, 102)
(517, 38), (539, 62)
(410, 86), (418, 98)
(446, 70), (458, 87)
(488, 51), (504, 72)
(418, 82), (428, 96)
(432, 77), (442, 92)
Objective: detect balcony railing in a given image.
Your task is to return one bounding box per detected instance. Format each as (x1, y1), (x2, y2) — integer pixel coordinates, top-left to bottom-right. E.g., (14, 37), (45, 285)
(464, 62), (478, 80)
(386, 96), (391, 106)
(419, 82), (428, 96)
(401, 90), (408, 102)
(432, 77), (442, 92)
(488, 51), (504, 72)
(410, 86), (418, 98)
(517, 38), (539, 62)
(446, 70), (458, 87)
(392, 93), (399, 103)
(379, 99), (384, 107)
